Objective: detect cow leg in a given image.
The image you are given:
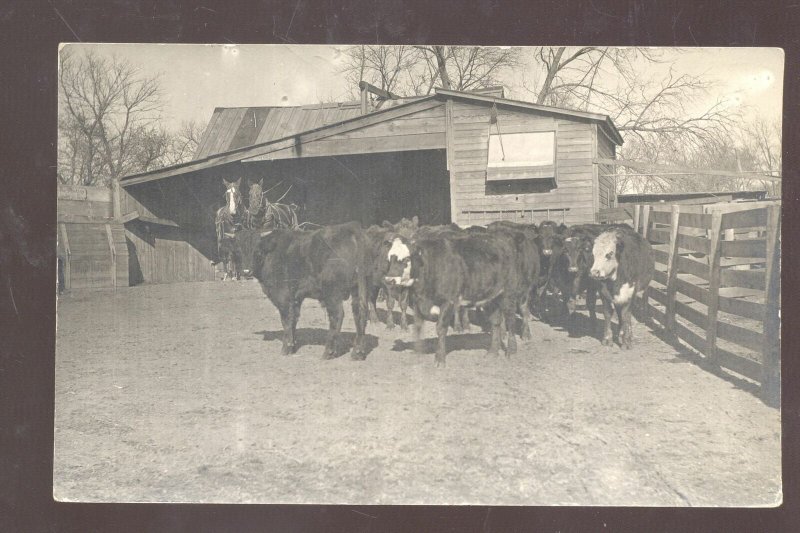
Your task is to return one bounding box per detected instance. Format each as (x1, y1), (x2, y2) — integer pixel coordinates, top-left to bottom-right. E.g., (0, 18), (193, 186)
(278, 304), (299, 355)
(617, 301), (633, 350)
(600, 294), (614, 347)
(368, 285), (380, 323)
(586, 283), (598, 325)
(518, 297), (533, 341)
(503, 304), (518, 357)
(450, 302), (471, 332)
(384, 286), (397, 329)
(350, 291), (368, 360)
(452, 302), (464, 333)
(322, 299), (345, 359)
(398, 288), (410, 331)
(486, 307), (503, 356)
(413, 311), (425, 354)
(435, 304), (454, 367)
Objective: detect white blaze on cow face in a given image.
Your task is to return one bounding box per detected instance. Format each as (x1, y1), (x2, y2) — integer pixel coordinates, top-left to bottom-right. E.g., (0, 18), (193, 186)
(613, 282), (636, 305)
(384, 237), (414, 287)
(590, 231), (619, 280)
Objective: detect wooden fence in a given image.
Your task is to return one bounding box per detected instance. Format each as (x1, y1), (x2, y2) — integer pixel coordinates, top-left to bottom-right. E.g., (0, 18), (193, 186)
(599, 201), (781, 404)
(57, 184), (129, 290)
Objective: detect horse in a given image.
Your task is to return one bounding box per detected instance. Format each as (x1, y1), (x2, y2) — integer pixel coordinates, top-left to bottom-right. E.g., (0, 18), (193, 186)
(215, 177), (243, 280)
(246, 178), (299, 232)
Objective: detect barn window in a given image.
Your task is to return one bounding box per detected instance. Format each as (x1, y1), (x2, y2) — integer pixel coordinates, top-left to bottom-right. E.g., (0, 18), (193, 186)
(486, 131), (555, 181)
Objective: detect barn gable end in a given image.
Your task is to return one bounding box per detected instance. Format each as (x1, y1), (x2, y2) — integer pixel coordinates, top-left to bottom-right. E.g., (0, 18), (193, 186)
(445, 96), (609, 226)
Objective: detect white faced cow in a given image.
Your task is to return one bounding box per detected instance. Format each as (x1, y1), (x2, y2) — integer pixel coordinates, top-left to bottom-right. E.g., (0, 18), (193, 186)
(589, 227), (654, 349)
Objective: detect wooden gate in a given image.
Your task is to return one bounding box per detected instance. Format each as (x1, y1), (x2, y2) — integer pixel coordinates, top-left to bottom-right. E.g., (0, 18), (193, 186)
(599, 201), (781, 405)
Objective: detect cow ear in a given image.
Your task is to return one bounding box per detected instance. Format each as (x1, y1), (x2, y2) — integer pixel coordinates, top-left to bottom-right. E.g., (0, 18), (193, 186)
(260, 230), (273, 237)
(223, 178), (231, 187)
(382, 220), (393, 229)
(258, 177), (264, 188)
(234, 177), (242, 186)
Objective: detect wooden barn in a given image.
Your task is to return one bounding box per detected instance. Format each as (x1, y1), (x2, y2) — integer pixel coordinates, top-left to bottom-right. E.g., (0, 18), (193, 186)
(117, 86), (623, 284)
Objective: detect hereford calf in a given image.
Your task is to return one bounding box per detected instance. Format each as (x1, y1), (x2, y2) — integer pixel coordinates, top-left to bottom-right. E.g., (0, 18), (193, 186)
(589, 227), (654, 349)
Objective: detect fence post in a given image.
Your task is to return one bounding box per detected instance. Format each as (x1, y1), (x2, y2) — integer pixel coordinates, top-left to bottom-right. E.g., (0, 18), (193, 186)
(112, 178), (122, 219)
(641, 205), (651, 240)
(59, 223), (71, 291)
(761, 205), (781, 406)
(664, 204), (681, 333)
(705, 210), (723, 368)
(105, 223), (117, 291)
(633, 204), (641, 234)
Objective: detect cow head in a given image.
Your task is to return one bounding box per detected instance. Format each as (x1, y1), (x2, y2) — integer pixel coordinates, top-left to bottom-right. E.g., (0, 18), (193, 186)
(590, 230), (621, 280)
(384, 236), (414, 287)
(564, 235), (594, 274)
(394, 216), (419, 239)
(366, 225), (396, 279)
(538, 220), (559, 256)
(234, 227), (276, 278)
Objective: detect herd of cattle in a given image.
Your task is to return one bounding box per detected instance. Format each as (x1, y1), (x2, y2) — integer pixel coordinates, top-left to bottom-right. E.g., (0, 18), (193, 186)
(230, 216), (655, 366)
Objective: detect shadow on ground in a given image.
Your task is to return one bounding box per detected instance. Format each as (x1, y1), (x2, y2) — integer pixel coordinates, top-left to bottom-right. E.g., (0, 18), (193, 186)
(256, 328), (379, 358)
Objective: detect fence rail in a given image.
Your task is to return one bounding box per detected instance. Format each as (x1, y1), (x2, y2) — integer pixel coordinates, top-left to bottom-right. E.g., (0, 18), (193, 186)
(599, 201), (781, 404)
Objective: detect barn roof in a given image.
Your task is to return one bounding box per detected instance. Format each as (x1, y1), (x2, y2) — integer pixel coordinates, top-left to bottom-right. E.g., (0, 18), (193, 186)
(121, 88), (623, 187)
(194, 97), (426, 159)
(434, 88), (624, 145)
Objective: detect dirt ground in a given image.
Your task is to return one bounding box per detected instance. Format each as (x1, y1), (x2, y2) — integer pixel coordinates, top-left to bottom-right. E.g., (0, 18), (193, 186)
(54, 281), (781, 505)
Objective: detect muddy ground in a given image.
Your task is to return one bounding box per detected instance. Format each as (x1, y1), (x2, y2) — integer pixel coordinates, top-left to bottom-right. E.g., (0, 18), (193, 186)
(54, 281), (781, 505)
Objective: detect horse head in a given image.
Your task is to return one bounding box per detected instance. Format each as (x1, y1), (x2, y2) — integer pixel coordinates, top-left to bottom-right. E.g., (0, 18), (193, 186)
(248, 178), (264, 216)
(222, 177), (243, 217)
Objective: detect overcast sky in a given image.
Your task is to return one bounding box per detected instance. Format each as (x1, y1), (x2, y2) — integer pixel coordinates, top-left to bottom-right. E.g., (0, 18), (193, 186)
(60, 44), (783, 133)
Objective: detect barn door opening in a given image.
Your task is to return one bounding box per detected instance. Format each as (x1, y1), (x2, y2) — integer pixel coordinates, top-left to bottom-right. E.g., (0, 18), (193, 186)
(374, 149), (451, 226)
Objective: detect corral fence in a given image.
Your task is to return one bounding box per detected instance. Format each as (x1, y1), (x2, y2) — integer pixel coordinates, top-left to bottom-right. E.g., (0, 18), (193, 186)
(57, 184), (129, 290)
(599, 200), (781, 405)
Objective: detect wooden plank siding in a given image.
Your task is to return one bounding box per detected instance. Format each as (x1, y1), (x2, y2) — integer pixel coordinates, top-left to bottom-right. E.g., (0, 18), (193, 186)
(125, 223), (216, 284)
(447, 99), (601, 226)
(596, 124), (617, 210)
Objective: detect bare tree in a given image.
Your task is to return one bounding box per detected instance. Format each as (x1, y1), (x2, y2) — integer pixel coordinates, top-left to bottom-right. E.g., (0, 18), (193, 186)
(58, 49), (166, 187)
(523, 47), (748, 194)
(339, 45), (420, 98)
(170, 120), (206, 163)
(338, 45), (522, 98)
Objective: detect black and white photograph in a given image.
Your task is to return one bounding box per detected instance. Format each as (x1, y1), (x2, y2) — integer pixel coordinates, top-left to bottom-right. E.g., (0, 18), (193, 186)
(54, 43), (782, 506)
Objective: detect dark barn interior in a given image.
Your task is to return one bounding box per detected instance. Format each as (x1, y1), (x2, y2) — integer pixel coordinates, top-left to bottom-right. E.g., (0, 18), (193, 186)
(121, 148), (451, 283)
(239, 149), (451, 227)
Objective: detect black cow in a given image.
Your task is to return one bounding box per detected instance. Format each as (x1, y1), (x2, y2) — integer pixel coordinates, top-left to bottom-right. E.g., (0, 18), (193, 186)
(385, 232), (518, 366)
(235, 222), (370, 360)
(536, 220), (568, 279)
(589, 227), (654, 349)
(486, 223), (540, 341)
